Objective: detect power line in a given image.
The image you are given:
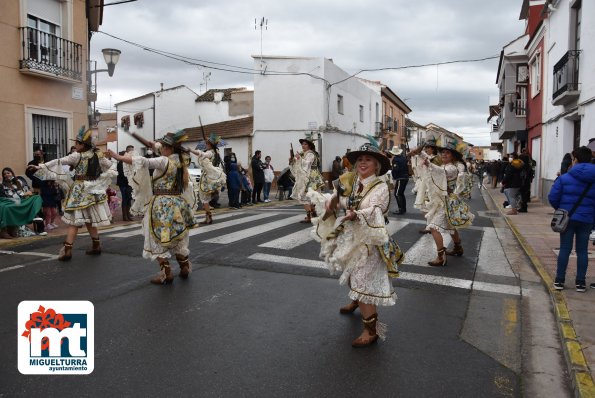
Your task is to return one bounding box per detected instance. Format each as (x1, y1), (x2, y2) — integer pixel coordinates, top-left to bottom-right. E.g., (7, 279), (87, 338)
(98, 30), (500, 86)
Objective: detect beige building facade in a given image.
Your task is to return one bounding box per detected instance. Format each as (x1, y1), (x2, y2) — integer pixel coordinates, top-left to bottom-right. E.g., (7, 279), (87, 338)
(0, 0), (103, 175)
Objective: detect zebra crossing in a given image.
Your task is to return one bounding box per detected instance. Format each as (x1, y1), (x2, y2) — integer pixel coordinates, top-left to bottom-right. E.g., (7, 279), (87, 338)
(98, 208), (520, 296)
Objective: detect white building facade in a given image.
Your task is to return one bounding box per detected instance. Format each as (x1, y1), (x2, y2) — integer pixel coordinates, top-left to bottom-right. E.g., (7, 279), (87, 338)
(252, 56), (382, 176)
(540, 0), (595, 194)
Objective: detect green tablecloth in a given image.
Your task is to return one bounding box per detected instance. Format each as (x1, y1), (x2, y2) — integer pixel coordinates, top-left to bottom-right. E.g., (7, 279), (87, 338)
(0, 196), (42, 228)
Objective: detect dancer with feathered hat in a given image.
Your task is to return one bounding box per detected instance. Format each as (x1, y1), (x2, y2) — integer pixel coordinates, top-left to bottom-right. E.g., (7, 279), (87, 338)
(28, 126), (115, 261)
(409, 137), (474, 266)
(109, 130), (196, 285)
(188, 133), (226, 225)
(308, 138), (403, 347)
(289, 135), (325, 223)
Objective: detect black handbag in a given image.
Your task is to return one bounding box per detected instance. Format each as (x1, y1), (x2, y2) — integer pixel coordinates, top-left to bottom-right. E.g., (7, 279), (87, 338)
(551, 182), (592, 233)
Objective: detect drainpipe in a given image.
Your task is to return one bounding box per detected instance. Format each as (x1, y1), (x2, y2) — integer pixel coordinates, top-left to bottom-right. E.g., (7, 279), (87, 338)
(153, 94), (156, 140)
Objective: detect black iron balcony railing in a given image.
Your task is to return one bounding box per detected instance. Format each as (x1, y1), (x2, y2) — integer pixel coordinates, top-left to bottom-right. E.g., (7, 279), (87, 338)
(19, 27), (83, 81)
(552, 50), (580, 101)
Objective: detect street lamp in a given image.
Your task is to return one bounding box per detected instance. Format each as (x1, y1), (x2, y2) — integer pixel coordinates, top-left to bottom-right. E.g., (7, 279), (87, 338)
(102, 48), (121, 77)
(88, 48), (121, 126)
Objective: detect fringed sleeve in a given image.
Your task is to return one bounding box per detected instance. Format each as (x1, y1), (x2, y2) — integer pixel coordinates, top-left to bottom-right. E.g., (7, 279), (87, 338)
(82, 155), (116, 195)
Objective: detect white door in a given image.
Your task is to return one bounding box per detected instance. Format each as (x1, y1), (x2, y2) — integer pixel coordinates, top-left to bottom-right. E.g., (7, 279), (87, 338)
(531, 137), (541, 198)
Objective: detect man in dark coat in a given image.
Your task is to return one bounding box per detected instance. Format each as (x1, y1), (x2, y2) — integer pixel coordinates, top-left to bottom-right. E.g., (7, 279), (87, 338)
(117, 145), (134, 221)
(251, 150), (265, 203)
(389, 145), (409, 215)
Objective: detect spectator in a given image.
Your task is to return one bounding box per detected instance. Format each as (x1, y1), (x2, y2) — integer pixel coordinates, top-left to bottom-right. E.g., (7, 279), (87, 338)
(501, 153), (524, 215)
(559, 153), (572, 175)
(224, 152), (238, 206)
(26, 148), (45, 194)
(331, 156), (342, 181)
(117, 145), (135, 221)
(40, 179), (61, 230)
(490, 160), (501, 188)
(341, 150), (352, 173)
(227, 163), (242, 209)
(263, 155), (274, 203)
(549, 146), (595, 292)
(498, 157), (509, 185)
(251, 150), (265, 203)
(106, 186), (120, 221)
(277, 168), (295, 201)
(0, 167), (43, 238)
(389, 145), (409, 215)
(240, 167), (253, 206)
(518, 151), (534, 213)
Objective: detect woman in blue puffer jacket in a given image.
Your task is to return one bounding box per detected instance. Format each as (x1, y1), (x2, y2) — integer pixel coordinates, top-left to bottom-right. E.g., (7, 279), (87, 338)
(548, 146), (595, 292)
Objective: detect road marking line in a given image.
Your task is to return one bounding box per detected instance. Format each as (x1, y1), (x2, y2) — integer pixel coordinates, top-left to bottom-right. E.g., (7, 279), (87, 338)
(190, 212), (280, 237)
(403, 234), (445, 267)
(203, 215), (303, 244)
(477, 228), (516, 277)
(247, 252), (520, 295)
(0, 265), (25, 273)
(259, 228), (313, 249)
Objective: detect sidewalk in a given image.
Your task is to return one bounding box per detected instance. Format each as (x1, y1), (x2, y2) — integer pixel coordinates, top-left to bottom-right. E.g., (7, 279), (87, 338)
(486, 186), (595, 397)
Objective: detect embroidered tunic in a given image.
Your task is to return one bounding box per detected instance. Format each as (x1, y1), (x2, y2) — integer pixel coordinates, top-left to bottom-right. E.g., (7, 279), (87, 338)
(420, 152), (474, 233)
(39, 151), (114, 227)
(290, 150), (325, 203)
(193, 149), (226, 204)
(130, 154), (196, 260)
(309, 175), (400, 306)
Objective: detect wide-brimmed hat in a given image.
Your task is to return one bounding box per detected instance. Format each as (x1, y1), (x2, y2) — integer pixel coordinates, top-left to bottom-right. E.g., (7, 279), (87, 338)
(388, 145), (403, 156)
(422, 135), (439, 148)
(71, 126), (94, 147)
(346, 142), (391, 175)
(207, 133), (222, 147)
(298, 138), (316, 150)
(440, 137), (465, 162)
(157, 130), (188, 148)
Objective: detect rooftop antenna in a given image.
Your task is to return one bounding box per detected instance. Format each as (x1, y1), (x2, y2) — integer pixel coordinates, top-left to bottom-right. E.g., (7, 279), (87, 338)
(255, 17), (268, 74)
(201, 72), (211, 94)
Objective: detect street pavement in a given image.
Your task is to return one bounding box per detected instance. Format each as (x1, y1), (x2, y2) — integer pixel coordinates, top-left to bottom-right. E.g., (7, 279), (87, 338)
(0, 184), (581, 397)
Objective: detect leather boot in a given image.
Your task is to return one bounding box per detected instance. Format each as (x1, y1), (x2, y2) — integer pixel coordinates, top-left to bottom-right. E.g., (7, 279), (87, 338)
(339, 300), (359, 314)
(299, 211), (312, 223)
(176, 255), (192, 279)
(150, 261), (174, 285)
(85, 238), (101, 255)
(446, 242), (464, 257)
(0, 228), (14, 239)
(352, 313), (379, 347)
(428, 247), (447, 266)
(58, 242), (73, 261)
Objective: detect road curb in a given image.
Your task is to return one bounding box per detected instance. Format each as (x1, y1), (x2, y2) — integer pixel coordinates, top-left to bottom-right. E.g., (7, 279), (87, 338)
(485, 189), (595, 398)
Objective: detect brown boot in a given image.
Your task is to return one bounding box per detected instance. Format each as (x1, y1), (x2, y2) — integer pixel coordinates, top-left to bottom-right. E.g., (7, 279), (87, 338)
(352, 313), (379, 347)
(446, 242), (464, 257)
(176, 255), (192, 279)
(299, 211), (312, 223)
(85, 238), (101, 255)
(200, 211), (213, 225)
(150, 261), (174, 285)
(428, 247), (447, 266)
(339, 300), (359, 314)
(58, 242), (73, 261)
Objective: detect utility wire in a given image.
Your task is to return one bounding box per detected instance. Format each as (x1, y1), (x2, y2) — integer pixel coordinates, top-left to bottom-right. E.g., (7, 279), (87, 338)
(98, 31), (499, 86)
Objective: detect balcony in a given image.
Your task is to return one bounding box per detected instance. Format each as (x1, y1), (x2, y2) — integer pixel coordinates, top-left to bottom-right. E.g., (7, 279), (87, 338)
(374, 122), (383, 136)
(552, 50), (580, 106)
(19, 27), (83, 82)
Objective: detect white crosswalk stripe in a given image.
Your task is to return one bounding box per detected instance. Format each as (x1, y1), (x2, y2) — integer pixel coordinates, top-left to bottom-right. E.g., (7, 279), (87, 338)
(202, 215), (303, 244)
(190, 212), (280, 237)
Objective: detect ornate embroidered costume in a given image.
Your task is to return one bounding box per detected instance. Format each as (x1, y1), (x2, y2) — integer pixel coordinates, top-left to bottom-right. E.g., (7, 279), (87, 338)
(128, 154), (196, 260)
(38, 150), (114, 227)
(290, 149), (324, 203)
(309, 173), (401, 306)
(193, 148), (226, 204)
(420, 151), (474, 232)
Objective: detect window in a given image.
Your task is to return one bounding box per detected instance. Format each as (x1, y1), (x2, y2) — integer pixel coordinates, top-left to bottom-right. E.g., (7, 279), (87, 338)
(32, 114), (67, 161)
(337, 95), (344, 115)
(529, 52), (541, 97)
(359, 105), (364, 122)
(27, 15), (61, 66)
(375, 102), (379, 123)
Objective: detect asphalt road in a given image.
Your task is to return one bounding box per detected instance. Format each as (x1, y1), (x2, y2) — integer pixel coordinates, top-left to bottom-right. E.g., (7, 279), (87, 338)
(0, 185), (565, 397)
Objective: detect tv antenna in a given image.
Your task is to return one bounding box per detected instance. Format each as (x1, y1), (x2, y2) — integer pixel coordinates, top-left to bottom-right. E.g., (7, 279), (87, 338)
(255, 17), (268, 73)
(200, 71), (211, 94)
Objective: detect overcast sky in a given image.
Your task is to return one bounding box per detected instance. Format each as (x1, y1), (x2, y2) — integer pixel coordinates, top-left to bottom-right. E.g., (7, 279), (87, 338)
(91, 0), (526, 146)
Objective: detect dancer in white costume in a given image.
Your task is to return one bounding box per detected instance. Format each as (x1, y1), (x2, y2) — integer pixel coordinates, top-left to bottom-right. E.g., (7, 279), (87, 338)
(289, 137), (324, 223)
(309, 141), (403, 347)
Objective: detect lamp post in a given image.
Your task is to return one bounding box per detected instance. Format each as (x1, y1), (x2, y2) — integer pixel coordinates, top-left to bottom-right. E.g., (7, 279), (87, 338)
(88, 48), (121, 126)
